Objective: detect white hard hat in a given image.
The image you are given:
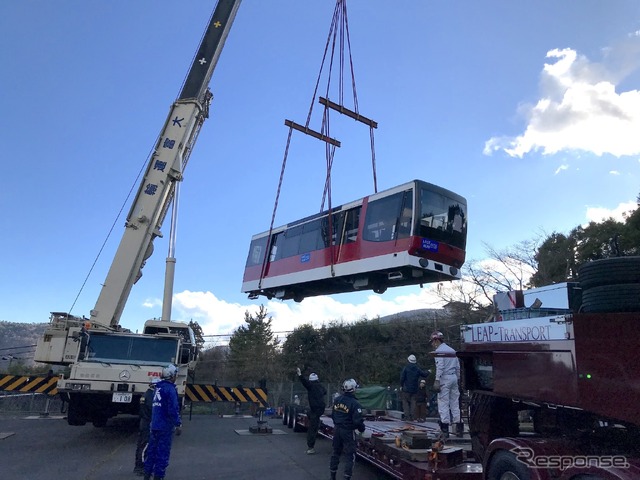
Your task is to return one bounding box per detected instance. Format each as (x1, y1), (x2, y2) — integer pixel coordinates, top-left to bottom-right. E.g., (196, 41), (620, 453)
(162, 364), (178, 379)
(342, 379), (358, 393)
(309, 373), (319, 381)
(430, 331), (444, 342)
(407, 354), (417, 363)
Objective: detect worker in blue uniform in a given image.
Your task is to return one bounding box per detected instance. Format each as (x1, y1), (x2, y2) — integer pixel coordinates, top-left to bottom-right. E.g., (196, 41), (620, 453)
(330, 379), (366, 480)
(144, 364), (182, 480)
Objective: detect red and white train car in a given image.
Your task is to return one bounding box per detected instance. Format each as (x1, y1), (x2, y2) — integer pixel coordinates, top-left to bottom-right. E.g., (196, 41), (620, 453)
(241, 179), (467, 302)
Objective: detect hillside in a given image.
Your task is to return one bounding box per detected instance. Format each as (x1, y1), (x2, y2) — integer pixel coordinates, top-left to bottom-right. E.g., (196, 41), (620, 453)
(0, 320), (48, 368)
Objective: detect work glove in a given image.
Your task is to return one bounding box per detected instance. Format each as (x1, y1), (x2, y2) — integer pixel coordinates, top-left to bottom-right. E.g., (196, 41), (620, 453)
(296, 367), (301, 376)
(358, 424), (366, 433)
(433, 380), (441, 393)
(175, 425), (182, 436)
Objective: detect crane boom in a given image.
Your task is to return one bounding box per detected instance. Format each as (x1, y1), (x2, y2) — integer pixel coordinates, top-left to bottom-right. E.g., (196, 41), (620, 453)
(90, 0), (241, 328)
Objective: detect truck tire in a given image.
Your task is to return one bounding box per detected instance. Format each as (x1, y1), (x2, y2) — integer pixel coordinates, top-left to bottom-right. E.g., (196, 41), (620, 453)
(578, 257), (640, 289)
(581, 283), (640, 313)
(67, 397), (87, 426)
(287, 406), (296, 429)
(486, 450), (530, 480)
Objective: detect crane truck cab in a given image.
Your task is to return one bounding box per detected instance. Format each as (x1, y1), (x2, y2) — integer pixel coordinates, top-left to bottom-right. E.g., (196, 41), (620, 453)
(36, 314), (197, 426)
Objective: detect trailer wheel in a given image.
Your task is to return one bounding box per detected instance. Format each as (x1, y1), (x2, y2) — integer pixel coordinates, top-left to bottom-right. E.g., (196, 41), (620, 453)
(287, 406), (295, 428)
(581, 283), (640, 313)
(579, 257), (640, 289)
(487, 450), (530, 480)
(293, 413), (304, 432)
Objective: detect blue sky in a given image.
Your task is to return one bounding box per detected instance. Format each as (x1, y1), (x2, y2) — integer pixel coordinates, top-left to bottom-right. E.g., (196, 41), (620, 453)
(2, 1), (640, 347)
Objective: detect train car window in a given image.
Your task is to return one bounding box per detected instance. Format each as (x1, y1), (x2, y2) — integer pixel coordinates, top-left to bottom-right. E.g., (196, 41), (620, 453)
(395, 192), (413, 239)
(280, 225), (302, 258)
(299, 220), (322, 253)
(342, 207), (361, 244)
(270, 232), (284, 261)
(320, 211), (344, 247)
(246, 236), (268, 266)
(419, 188), (467, 249)
(363, 191), (405, 242)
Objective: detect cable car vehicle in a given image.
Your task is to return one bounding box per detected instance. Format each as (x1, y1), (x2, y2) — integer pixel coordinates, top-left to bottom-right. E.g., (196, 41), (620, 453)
(242, 179), (467, 302)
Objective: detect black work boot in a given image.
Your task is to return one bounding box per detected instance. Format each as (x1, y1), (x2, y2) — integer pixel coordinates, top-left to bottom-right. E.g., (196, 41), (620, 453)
(439, 421), (450, 438)
(330, 471), (337, 480)
(456, 422), (464, 437)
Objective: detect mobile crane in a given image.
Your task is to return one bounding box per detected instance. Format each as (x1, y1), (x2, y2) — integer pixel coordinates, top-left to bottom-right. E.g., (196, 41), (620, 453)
(34, 0), (242, 426)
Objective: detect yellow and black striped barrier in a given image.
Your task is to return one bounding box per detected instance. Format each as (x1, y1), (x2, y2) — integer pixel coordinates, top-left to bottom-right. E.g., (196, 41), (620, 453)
(185, 384), (268, 406)
(0, 374), (58, 395)
(0, 375), (267, 406)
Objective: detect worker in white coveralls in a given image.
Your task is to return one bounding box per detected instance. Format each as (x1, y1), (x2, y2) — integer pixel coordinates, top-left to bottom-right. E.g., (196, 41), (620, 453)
(430, 331), (463, 437)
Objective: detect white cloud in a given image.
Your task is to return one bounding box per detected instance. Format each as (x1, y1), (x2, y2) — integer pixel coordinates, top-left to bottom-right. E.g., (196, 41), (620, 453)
(554, 164), (569, 175)
(585, 200), (637, 224)
(609, 170), (620, 175)
(485, 41), (640, 158)
(170, 286), (447, 345)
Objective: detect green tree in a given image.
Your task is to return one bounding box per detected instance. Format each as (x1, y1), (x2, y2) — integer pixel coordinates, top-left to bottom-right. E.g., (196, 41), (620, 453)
(193, 345), (228, 384)
(531, 232), (575, 286)
(188, 320), (206, 350)
(280, 323), (323, 377)
(571, 219), (626, 263)
(227, 305), (280, 386)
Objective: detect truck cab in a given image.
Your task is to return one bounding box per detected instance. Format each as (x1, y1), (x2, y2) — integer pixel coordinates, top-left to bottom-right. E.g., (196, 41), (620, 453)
(459, 265), (640, 479)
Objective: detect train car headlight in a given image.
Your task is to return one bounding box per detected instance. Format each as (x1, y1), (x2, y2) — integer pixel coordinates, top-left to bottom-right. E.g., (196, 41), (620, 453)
(419, 258), (429, 268)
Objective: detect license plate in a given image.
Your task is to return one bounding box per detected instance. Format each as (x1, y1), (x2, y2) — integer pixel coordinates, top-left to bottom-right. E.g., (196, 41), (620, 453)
(112, 392), (132, 403)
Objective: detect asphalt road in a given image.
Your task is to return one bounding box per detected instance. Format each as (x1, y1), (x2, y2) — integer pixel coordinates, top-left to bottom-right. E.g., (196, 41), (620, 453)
(0, 413), (392, 480)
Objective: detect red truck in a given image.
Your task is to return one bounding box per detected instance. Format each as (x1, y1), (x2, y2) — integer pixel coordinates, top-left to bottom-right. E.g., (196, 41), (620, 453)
(295, 257), (640, 479)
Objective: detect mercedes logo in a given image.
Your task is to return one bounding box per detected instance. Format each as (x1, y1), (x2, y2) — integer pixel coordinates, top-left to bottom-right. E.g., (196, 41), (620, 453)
(119, 370), (131, 381)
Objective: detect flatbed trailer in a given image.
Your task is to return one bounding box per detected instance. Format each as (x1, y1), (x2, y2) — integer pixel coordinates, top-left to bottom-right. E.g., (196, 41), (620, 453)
(292, 408), (482, 479)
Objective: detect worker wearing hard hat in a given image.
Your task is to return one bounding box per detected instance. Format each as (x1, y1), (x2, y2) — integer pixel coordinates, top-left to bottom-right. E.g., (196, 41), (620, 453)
(430, 331), (463, 438)
(399, 354), (431, 421)
(296, 367), (327, 454)
(143, 365), (182, 480)
(330, 379), (365, 480)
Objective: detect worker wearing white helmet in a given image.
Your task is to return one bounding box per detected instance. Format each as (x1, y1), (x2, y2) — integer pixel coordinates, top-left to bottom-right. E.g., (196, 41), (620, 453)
(296, 367), (327, 454)
(330, 379), (365, 480)
(430, 331), (463, 438)
(143, 364), (182, 480)
(399, 354), (431, 421)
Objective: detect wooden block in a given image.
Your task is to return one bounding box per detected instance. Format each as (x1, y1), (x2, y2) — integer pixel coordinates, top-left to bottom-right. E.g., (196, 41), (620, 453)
(401, 431), (432, 449)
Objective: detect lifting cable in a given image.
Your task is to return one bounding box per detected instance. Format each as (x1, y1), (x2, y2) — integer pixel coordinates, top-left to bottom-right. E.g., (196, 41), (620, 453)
(258, 0), (378, 290)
